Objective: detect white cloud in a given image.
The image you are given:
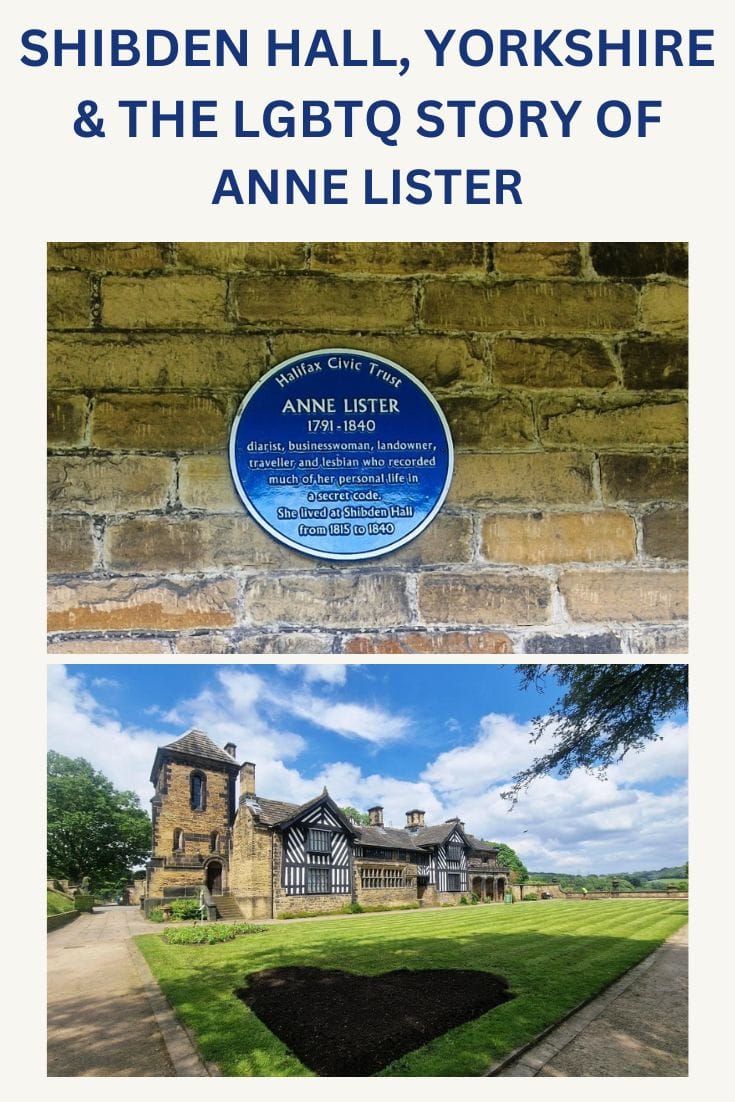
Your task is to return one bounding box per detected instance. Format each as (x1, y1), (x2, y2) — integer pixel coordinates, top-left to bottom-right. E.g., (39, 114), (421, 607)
(302, 665), (348, 686)
(286, 690), (411, 745)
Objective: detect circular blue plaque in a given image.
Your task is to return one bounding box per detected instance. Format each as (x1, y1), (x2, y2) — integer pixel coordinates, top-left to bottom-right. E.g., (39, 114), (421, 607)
(229, 349), (454, 560)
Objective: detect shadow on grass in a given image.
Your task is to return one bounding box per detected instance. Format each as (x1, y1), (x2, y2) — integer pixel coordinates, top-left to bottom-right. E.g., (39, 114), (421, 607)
(137, 902), (688, 1076)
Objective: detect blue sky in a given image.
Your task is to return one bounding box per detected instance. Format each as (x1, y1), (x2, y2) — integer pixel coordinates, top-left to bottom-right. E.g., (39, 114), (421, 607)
(47, 663), (688, 874)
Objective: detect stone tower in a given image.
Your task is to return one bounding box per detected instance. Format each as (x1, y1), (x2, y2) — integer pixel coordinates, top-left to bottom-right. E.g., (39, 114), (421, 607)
(146, 729), (240, 902)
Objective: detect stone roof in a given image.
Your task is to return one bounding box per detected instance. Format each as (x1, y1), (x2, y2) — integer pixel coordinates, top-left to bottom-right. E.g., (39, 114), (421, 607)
(354, 825), (425, 853)
(150, 729), (239, 783)
(163, 729), (239, 765)
(465, 834), (499, 854)
(250, 796), (307, 825)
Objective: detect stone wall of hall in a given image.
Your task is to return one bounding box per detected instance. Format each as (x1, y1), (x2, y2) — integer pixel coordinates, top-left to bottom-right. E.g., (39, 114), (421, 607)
(47, 242), (688, 655)
(229, 805), (275, 919)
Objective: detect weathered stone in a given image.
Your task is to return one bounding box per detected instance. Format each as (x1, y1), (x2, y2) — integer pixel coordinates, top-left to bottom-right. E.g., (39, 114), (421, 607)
(628, 625), (689, 654)
(48, 456), (174, 513)
(418, 574), (552, 625)
(235, 274), (415, 330)
(48, 271), (90, 329)
(178, 455), (243, 511)
(271, 332), (487, 389)
(233, 633), (335, 654)
(48, 333), (267, 389)
(48, 577), (239, 631)
(176, 242), (306, 270)
(47, 516), (96, 573)
(101, 275), (227, 328)
(640, 284), (688, 334)
(311, 242), (487, 274)
(342, 631), (513, 653)
(600, 454), (688, 503)
(442, 393), (535, 448)
(48, 242), (168, 271)
(91, 394), (229, 451)
(538, 397), (687, 448)
(245, 575), (410, 628)
(482, 512), (636, 564)
(492, 243), (581, 277)
(559, 570), (688, 621)
(590, 243), (688, 279)
(421, 280), (637, 333)
(620, 339), (688, 390)
(105, 515), (300, 572)
(523, 632), (622, 654)
(48, 395), (87, 445)
(448, 453), (595, 505)
(641, 509), (688, 560)
(493, 338), (616, 388)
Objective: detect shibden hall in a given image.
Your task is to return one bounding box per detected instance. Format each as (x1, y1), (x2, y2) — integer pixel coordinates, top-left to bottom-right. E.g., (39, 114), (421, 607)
(145, 730), (510, 919)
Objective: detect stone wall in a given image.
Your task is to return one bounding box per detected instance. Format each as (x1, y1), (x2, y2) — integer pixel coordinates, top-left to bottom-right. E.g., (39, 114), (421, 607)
(230, 806), (275, 919)
(354, 861), (418, 907)
(47, 242), (688, 655)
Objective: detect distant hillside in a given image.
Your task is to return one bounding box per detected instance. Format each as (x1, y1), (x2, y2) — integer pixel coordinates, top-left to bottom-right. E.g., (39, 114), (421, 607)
(528, 865), (687, 891)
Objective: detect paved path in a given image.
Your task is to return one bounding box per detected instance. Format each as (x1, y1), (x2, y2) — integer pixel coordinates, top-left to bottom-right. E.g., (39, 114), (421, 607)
(47, 906), (207, 1077)
(497, 924), (688, 1077)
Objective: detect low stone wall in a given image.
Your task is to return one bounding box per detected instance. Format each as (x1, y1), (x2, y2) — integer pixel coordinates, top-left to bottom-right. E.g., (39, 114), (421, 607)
(275, 893), (349, 918)
(562, 890), (688, 900)
(47, 909), (81, 932)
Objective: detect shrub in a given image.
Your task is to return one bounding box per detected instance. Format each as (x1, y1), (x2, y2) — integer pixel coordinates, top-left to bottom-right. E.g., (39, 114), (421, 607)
(459, 895), (469, 905)
(148, 906), (166, 923)
(470, 893), (479, 905)
(169, 898), (201, 920)
(523, 893), (538, 901)
(163, 923), (266, 945)
(343, 901), (365, 914)
(74, 893), (95, 912)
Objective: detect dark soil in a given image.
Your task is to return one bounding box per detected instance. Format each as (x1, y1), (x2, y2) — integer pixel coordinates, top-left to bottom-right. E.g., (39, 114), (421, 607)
(236, 966), (514, 1076)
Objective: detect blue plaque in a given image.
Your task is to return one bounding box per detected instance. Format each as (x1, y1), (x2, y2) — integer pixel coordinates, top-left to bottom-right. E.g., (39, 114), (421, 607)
(229, 349), (454, 560)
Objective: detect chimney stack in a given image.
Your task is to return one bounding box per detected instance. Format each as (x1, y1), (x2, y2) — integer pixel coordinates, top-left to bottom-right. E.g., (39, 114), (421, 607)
(368, 806), (384, 827)
(445, 816), (465, 832)
(405, 809), (426, 831)
(240, 761), (256, 797)
(224, 742), (237, 759)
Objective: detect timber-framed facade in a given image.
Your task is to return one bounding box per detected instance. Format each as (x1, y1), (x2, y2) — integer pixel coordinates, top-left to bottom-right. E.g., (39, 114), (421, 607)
(145, 730), (511, 919)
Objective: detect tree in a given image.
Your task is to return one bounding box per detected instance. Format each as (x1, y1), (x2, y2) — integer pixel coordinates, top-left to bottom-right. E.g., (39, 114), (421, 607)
(47, 751), (151, 891)
(341, 805), (370, 825)
(503, 664), (687, 804)
(490, 842), (529, 884)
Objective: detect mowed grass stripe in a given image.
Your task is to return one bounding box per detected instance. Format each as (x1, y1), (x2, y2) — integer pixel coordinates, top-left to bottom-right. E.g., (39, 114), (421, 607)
(136, 899), (688, 1076)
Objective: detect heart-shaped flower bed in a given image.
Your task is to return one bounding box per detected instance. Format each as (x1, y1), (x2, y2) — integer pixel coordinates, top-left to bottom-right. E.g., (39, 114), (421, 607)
(236, 966), (513, 1075)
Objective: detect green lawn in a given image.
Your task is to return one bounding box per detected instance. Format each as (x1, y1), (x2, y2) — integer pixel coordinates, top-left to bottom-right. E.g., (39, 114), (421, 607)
(136, 899), (688, 1076)
(47, 889), (74, 916)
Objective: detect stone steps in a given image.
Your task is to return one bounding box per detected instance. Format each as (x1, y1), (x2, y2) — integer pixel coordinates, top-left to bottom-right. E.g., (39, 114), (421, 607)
(212, 893), (244, 920)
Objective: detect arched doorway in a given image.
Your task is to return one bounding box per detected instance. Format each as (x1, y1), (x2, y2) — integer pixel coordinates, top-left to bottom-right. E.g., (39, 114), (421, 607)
(206, 860), (223, 894)
(472, 876), (484, 901)
(496, 877), (506, 900)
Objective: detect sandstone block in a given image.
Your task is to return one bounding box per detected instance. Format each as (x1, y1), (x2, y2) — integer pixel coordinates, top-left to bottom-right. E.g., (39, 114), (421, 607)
(620, 339), (688, 389)
(640, 283), (688, 334)
(245, 574), (410, 628)
(48, 332), (266, 390)
(482, 511), (636, 564)
(493, 338), (616, 388)
(48, 395), (87, 446)
(590, 243), (687, 279)
(47, 516), (96, 573)
(442, 393), (535, 448)
(47, 636), (173, 653)
(492, 243), (581, 277)
(448, 452), (595, 505)
(235, 274), (414, 330)
(539, 398), (687, 448)
(311, 242), (486, 274)
(101, 275), (227, 328)
(641, 509), (688, 560)
(421, 280), (637, 333)
(417, 573), (552, 625)
(48, 577), (239, 632)
(48, 243), (167, 271)
(48, 271), (90, 329)
(523, 632), (622, 654)
(177, 242), (307, 270)
(48, 456), (173, 514)
(178, 455), (243, 511)
(91, 394), (229, 450)
(559, 570), (688, 621)
(600, 454), (688, 503)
